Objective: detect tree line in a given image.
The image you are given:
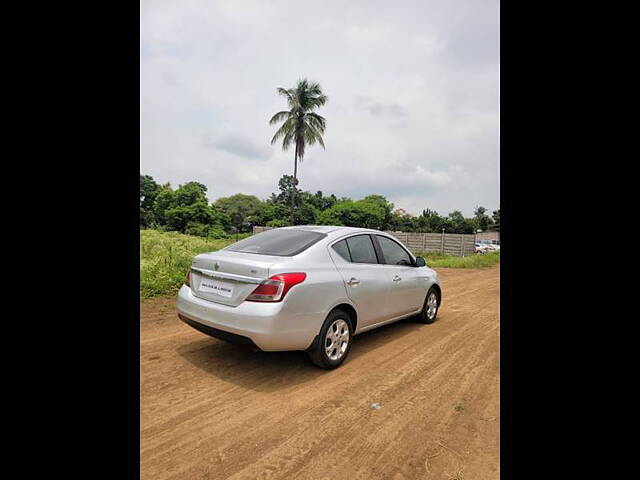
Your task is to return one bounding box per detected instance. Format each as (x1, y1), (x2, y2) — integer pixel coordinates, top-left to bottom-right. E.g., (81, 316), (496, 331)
(140, 174), (499, 237)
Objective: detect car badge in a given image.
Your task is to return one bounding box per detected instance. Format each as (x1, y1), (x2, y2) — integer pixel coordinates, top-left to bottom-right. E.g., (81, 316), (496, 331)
(214, 262), (220, 271)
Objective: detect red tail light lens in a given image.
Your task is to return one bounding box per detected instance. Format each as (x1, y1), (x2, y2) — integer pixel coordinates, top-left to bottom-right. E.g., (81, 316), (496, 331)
(246, 272), (306, 302)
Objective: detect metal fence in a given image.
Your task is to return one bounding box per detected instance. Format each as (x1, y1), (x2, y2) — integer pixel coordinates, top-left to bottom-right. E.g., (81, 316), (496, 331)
(251, 226), (476, 257)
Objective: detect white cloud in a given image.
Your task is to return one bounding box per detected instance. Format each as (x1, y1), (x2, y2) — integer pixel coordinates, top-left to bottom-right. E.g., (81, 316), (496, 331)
(140, 0), (500, 215)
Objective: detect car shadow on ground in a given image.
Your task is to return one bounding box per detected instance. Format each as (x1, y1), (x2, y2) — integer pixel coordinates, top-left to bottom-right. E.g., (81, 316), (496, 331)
(176, 316), (427, 393)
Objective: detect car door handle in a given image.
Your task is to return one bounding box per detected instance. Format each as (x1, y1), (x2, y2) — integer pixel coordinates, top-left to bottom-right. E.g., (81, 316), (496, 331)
(393, 275), (402, 282)
(346, 277), (360, 286)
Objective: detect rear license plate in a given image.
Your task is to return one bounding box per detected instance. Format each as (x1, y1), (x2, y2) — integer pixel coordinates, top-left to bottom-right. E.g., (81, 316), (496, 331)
(199, 278), (234, 298)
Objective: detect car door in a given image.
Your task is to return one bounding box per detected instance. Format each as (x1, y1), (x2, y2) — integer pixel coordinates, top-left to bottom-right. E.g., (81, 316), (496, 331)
(328, 234), (390, 329)
(373, 235), (426, 317)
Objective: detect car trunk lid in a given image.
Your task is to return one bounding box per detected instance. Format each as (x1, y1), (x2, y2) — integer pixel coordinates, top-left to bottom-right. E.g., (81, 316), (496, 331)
(189, 251), (283, 307)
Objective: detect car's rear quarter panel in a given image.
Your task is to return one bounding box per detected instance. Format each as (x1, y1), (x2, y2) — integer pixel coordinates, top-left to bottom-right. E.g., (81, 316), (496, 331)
(268, 243), (356, 339)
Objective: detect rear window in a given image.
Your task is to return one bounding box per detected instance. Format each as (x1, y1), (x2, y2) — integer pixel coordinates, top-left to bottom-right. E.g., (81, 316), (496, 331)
(224, 229), (327, 256)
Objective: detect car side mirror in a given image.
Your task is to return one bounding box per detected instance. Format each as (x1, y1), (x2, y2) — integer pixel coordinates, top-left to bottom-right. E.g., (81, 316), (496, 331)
(414, 256), (426, 267)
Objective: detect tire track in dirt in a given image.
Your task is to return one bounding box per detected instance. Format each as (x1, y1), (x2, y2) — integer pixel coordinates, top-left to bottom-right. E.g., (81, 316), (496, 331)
(141, 266), (499, 479)
(272, 298), (498, 480)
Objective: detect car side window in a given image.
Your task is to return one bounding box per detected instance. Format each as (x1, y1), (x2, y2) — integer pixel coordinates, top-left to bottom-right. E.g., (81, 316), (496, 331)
(376, 235), (412, 266)
(331, 239), (351, 262)
(345, 235), (378, 264)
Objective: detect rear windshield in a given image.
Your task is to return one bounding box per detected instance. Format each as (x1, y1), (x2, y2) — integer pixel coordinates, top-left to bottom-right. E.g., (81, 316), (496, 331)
(224, 229), (327, 256)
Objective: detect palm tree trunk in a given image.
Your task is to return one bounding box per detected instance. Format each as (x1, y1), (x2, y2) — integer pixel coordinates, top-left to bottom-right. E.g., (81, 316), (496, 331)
(291, 144), (298, 225)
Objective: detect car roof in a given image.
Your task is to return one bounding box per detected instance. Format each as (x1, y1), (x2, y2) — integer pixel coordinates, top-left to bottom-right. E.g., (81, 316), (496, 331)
(279, 225), (381, 238)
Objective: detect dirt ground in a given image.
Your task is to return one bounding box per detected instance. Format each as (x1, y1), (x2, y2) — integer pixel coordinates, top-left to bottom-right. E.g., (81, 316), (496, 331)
(141, 266), (499, 480)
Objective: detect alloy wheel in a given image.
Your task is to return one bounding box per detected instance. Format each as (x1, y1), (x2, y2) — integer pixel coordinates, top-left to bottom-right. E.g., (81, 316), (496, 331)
(325, 319), (349, 361)
(426, 292), (438, 320)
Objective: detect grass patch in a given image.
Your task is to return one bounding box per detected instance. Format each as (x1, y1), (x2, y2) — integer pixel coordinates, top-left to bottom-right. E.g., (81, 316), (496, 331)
(417, 250), (500, 269)
(140, 230), (240, 298)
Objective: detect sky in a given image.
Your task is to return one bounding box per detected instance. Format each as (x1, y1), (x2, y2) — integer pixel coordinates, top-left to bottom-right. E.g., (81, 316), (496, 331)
(140, 0), (499, 217)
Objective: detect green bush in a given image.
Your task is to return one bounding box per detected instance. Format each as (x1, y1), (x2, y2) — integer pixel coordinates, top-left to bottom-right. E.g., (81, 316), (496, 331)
(140, 230), (237, 298)
(182, 222), (232, 239)
(266, 218), (289, 227)
(183, 222), (211, 237)
(317, 195), (392, 229)
(206, 226), (230, 239)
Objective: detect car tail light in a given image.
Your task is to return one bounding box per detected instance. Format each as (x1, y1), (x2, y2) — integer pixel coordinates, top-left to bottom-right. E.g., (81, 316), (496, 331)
(185, 270), (191, 287)
(246, 272), (306, 302)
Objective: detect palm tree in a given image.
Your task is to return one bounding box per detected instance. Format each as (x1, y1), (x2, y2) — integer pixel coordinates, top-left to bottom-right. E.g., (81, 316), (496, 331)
(269, 78), (328, 223)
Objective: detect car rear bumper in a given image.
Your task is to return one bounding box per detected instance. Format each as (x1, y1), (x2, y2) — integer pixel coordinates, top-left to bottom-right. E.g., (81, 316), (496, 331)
(176, 285), (321, 351)
(178, 314), (260, 349)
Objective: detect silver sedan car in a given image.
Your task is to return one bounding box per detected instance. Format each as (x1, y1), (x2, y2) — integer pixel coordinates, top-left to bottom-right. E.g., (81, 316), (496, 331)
(177, 226), (442, 369)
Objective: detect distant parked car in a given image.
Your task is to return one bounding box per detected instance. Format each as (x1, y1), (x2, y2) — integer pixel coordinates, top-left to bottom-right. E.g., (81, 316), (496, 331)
(476, 239), (499, 252)
(474, 242), (490, 254)
(479, 240), (500, 252)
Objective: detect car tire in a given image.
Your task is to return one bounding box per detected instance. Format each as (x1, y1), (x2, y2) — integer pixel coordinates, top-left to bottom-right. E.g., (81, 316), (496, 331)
(308, 309), (354, 369)
(419, 287), (440, 324)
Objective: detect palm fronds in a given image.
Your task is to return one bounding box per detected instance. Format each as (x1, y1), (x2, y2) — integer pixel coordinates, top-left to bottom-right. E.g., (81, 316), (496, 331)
(269, 78), (328, 218)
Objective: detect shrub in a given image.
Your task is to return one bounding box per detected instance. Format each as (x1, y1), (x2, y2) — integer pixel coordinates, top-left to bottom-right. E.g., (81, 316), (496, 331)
(140, 230), (236, 297)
